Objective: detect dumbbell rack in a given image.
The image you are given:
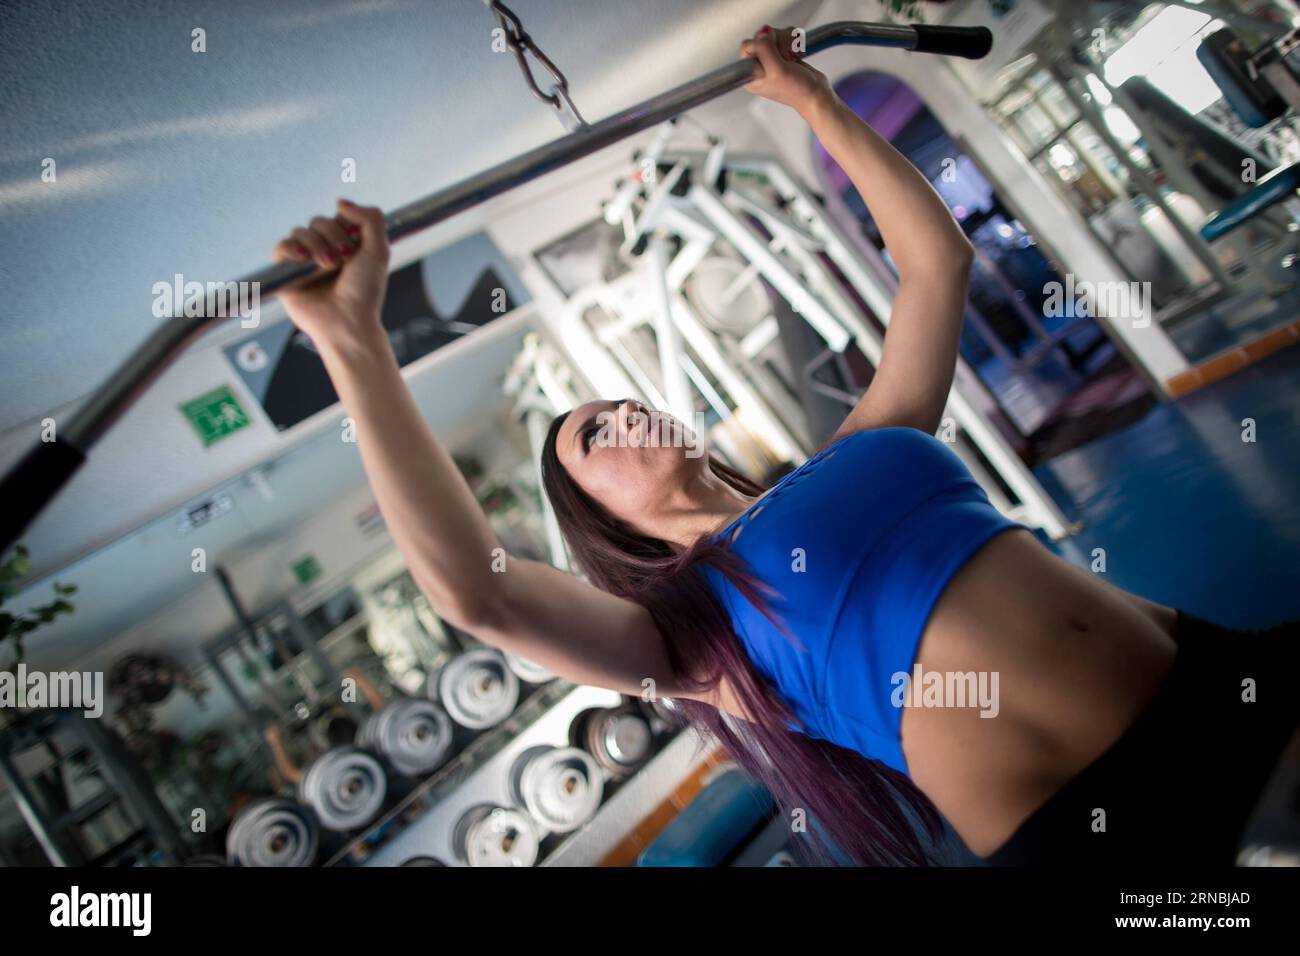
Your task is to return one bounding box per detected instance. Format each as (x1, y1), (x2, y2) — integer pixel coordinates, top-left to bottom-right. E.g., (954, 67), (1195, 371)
(539, 727), (716, 866)
(326, 680), (706, 866)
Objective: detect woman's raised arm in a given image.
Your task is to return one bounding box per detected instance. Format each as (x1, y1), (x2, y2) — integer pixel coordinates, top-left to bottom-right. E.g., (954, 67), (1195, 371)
(742, 27), (975, 438)
(271, 203), (683, 700)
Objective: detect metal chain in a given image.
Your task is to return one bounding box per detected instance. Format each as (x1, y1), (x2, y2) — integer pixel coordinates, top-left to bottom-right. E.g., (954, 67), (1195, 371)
(487, 0), (588, 131)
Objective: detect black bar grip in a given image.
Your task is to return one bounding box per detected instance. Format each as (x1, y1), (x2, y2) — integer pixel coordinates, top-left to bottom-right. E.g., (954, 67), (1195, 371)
(0, 440), (86, 558)
(912, 25), (994, 60)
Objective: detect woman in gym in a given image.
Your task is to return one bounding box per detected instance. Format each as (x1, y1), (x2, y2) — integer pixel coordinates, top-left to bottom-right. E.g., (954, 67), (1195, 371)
(269, 27), (1298, 865)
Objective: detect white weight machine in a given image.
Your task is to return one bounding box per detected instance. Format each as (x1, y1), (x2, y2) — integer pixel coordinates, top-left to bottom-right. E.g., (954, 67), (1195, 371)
(512, 120), (1074, 543)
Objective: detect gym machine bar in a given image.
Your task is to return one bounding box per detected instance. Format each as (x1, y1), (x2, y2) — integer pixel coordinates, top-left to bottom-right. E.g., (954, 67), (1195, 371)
(0, 20), (991, 556)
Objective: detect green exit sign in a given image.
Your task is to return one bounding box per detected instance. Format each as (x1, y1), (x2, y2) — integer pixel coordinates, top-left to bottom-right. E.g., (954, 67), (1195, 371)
(180, 385), (250, 447)
(292, 555), (323, 585)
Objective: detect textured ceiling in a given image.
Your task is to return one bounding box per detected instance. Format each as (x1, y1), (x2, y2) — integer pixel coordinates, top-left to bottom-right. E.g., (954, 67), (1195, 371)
(0, 0), (805, 438)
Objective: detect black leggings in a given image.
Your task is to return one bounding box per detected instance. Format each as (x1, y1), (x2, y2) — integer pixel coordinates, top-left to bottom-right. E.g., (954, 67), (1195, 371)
(985, 610), (1300, 866)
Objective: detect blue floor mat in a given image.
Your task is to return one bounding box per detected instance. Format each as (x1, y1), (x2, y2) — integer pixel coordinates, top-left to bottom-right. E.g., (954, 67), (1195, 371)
(1032, 345), (1300, 627)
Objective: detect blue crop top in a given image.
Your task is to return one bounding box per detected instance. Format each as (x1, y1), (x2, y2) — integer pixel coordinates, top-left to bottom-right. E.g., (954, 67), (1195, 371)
(700, 426), (1027, 777)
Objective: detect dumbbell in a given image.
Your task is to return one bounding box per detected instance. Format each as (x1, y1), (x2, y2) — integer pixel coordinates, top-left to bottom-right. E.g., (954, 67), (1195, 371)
(452, 805), (540, 867)
(359, 697), (454, 777)
(226, 797), (319, 867)
(502, 650), (555, 685)
(427, 648), (520, 730)
(572, 702), (655, 777)
(509, 745), (605, 834)
(296, 746), (388, 833)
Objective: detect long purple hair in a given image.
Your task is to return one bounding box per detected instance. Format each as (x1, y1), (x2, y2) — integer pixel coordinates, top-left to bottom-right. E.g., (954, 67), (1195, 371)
(541, 413), (945, 865)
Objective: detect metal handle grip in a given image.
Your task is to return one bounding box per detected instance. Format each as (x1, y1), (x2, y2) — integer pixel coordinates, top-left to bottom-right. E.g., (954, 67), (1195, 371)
(911, 25), (994, 60)
(0, 440), (86, 555)
(0, 19), (992, 558)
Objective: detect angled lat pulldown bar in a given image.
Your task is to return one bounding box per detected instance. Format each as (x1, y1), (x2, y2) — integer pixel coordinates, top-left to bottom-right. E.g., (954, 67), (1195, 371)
(0, 19), (991, 557)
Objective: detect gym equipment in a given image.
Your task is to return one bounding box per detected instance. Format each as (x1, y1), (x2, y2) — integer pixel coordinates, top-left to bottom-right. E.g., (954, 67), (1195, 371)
(636, 767), (774, 867)
(0, 708), (187, 866)
(529, 131), (1073, 535)
(1196, 28), (1288, 129)
(356, 683), (626, 868)
(202, 585), (348, 731)
(428, 648), (520, 730)
(225, 797), (319, 867)
(296, 746), (388, 832)
(1200, 163), (1300, 242)
(0, 17), (992, 558)
(399, 855), (447, 866)
(1120, 76), (1277, 202)
(504, 334), (582, 571)
(502, 650), (555, 684)
(684, 256), (772, 338)
(508, 745), (604, 833)
(1255, 25), (1300, 114)
(452, 804), (540, 867)
(359, 697), (454, 778)
(1113, 75), (1299, 295)
(641, 695), (684, 728)
(1059, 39), (1296, 307)
(572, 703), (654, 778)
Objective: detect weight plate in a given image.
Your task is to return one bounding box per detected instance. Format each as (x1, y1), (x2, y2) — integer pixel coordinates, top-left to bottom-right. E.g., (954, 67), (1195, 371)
(577, 704), (653, 776)
(430, 649), (519, 730)
(226, 797), (319, 867)
(361, 698), (454, 777)
(296, 746), (388, 832)
(641, 695), (684, 727)
(686, 257), (770, 337)
(509, 745), (604, 834)
(503, 650), (554, 684)
(400, 856), (447, 867)
(453, 805), (539, 868)
(598, 709), (653, 773)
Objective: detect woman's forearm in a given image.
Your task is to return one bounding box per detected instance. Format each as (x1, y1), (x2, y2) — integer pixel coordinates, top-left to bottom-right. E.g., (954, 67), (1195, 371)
(799, 90), (973, 276)
(316, 327), (504, 628)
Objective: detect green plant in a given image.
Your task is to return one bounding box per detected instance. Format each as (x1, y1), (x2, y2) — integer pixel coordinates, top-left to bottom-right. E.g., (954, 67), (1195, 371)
(0, 544), (77, 665)
(883, 0), (927, 22)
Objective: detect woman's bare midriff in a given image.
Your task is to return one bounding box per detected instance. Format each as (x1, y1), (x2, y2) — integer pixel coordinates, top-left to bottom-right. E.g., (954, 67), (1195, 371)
(899, 528), (1179, 858)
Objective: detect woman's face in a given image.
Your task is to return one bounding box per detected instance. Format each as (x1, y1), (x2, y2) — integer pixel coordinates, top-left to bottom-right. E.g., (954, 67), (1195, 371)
(555, 398), (704, 530)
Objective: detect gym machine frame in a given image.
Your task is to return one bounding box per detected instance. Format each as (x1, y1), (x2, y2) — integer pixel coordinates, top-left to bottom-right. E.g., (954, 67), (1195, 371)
(0, 19), (991, 559)
(721, 153), (1072, 536)
(527, 131), (1071, 537)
